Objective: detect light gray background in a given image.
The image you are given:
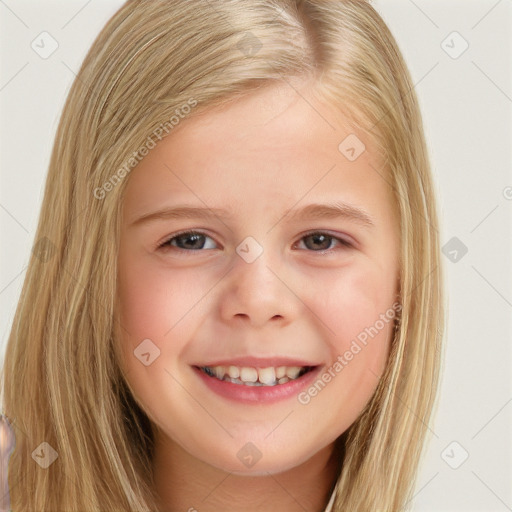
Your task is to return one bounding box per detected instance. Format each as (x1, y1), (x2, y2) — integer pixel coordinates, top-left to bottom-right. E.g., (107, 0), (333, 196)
(1, 1), (511, 510)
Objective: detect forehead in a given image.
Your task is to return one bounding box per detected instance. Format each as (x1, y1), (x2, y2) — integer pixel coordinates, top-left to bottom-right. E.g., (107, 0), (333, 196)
(122, 80), (394, 226)
(174, 80), (367, 159)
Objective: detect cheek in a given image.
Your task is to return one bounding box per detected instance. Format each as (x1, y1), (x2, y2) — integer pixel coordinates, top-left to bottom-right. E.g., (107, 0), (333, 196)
(317, 262), (397, 346)
(115, 255), (215, 424)
(299, 261), (397, 412)
(117, 254), (212, 341)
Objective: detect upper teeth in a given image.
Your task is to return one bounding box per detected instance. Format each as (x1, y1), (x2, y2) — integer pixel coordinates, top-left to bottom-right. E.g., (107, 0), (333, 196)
(201, 365), (307, 386)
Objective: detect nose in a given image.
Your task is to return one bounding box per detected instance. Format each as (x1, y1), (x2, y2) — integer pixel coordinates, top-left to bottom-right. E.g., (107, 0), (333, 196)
(218, 247), (299, 328)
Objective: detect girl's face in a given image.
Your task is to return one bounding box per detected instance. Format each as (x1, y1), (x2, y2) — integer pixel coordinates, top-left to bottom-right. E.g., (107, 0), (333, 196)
(117, 81), (399, 475)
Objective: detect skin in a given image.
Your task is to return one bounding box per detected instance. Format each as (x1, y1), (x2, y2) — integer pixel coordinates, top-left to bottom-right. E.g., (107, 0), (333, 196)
(116, 79), (400, 512)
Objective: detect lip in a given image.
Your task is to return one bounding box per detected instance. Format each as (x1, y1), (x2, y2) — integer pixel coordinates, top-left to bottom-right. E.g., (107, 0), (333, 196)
(194, 356), (320, 368)
(192, 364), (323, 404)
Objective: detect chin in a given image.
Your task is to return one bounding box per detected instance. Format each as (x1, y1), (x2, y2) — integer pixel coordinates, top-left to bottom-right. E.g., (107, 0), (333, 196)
(194, 439), (324, 477)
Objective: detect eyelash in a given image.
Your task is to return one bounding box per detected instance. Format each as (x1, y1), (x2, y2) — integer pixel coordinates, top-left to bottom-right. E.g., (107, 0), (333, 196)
(157, 230), (353, 254)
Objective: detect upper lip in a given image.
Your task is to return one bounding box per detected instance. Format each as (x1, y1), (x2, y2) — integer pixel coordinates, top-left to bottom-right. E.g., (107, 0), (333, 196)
(194, 356), (320, 368)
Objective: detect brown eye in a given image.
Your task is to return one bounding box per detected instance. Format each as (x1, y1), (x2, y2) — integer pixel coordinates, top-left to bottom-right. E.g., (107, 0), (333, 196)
(296, 232), (352, 252)
(159, 231), (217, 251)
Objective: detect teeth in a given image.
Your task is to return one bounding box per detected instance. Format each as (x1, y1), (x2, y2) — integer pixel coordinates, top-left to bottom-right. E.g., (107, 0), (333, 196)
(286, 366), (301, 379)
(276, 366), (287, 379)
(227, 365), (240, 379)
(214, 366), (225, 379)
(200, 364), (310, 386)
(239, 367), (258, 383)
(258, 367), (276, 385)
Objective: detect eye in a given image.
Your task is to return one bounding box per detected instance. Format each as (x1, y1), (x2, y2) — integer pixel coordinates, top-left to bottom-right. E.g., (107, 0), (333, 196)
(295, 231), (352, 252)
(157, 230), (352, 254)
(158, 231), (218, 251)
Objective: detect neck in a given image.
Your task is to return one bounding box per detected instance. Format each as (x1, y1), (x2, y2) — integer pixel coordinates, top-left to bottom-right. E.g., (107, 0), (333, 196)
(152, 435), (343, 512)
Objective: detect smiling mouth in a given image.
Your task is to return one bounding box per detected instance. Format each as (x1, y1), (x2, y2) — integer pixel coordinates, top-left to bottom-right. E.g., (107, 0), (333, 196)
(196, 365), (316, 386)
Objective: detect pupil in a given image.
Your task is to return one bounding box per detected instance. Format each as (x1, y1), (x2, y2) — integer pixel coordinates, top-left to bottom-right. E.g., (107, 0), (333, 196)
(181, 233), (204, 249)
(307, 233), (330, 250)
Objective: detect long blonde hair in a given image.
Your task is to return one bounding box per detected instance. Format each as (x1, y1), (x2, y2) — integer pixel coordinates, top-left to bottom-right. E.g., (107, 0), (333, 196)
(2, 1), (443, 510)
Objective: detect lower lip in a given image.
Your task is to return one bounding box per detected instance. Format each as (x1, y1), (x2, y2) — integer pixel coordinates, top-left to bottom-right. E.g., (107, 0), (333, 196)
(193, 366), (322, 404)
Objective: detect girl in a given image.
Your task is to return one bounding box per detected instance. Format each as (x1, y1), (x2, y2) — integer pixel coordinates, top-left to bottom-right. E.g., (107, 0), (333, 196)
(1, 1), (444, 510)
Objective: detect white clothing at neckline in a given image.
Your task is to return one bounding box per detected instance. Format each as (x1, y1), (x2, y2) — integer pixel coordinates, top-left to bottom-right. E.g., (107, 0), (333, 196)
(324, 488), (336, 512)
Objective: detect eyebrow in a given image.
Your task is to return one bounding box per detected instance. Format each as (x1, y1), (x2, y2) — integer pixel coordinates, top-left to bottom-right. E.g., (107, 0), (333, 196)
(130, 201), (375, 228)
